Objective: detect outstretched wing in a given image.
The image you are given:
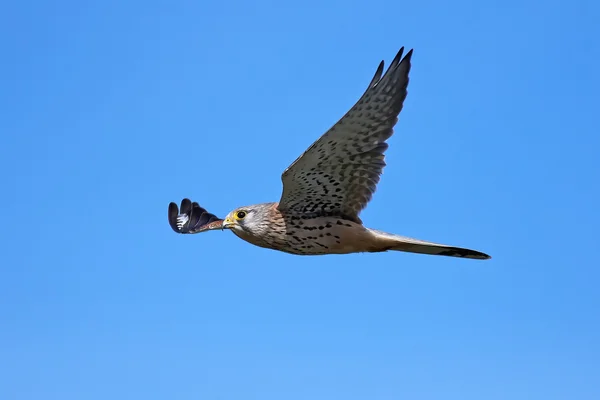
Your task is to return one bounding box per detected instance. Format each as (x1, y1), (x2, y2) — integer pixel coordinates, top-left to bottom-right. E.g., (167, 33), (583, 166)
(168, 198), (223, 234)
(369, 229), (491, 260)
(278, 47), (413, 223)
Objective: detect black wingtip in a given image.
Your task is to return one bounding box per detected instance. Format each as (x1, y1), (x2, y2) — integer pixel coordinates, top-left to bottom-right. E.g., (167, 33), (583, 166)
(404, 48), (414, 63)
(361, 46), (414, 94)
(180, 198), (192, 217)
(368, 60), (385, 89)
(394, 48), (413, 72)
(167, 198), (224, 234)
(467, 251), (491, 260)
(375, 46), (413, 84)
(168, 202), (181, 233)
(391, 46), (405, 68)
(438, 247), (492, 260)
(168, 198), (194, 233)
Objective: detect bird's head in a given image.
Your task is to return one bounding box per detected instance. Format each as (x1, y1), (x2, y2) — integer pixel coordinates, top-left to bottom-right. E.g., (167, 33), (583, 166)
(222, 203), (275, 236)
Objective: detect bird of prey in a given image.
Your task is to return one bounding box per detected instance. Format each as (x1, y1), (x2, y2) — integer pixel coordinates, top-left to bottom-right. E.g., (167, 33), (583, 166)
(168, 47), (491, 260)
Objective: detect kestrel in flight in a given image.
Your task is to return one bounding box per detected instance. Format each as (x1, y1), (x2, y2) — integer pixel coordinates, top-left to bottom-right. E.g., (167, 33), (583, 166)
(168, 47), (491, 260)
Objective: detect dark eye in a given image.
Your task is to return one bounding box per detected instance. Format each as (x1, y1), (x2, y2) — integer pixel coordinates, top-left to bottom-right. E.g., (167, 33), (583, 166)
(236, 211), (246, 219)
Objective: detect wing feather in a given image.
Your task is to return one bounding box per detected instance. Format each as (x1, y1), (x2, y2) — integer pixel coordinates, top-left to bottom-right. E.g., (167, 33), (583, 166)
(168, 199), (223, 234)
(278, 47), (413, 223)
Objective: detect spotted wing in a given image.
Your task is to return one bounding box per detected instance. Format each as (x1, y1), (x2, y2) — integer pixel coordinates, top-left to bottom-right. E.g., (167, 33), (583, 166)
(278, 47), (413, 223)
(168, 198), (223, 234)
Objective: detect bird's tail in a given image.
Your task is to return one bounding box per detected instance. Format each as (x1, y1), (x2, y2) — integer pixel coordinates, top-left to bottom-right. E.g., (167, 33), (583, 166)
(368, 229), (491, 260)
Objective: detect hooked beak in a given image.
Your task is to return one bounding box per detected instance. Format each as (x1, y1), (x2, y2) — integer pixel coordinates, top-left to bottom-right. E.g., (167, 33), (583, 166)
(222, 217), (235, 230)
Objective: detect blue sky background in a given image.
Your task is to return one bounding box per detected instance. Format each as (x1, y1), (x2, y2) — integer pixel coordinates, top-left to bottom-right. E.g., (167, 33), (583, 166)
(1, 0), (599, 399)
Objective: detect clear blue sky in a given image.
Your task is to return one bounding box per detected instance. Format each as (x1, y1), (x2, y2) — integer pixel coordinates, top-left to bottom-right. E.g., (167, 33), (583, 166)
(1, 1), (599, 399)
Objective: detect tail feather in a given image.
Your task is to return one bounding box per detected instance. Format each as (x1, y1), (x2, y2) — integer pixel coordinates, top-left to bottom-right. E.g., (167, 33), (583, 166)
(369, 229), (491, 260)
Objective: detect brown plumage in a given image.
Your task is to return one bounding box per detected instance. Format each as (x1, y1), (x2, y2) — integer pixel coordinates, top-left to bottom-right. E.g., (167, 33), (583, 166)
(167, 47), (491, 260)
